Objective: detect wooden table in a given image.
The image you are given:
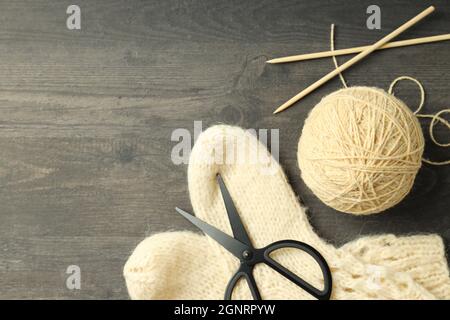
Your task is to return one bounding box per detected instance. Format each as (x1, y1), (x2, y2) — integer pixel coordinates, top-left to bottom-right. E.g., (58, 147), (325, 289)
(0, 0), (448, 299)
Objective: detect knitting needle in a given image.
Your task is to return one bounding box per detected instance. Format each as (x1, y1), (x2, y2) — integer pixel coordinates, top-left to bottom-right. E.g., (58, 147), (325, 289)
(267, 33), (450, 64)
(273, 6), (435, 114)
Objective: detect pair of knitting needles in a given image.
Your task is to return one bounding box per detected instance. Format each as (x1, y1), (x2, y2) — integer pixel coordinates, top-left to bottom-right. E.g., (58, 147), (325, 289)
(271, 6), (449, 114)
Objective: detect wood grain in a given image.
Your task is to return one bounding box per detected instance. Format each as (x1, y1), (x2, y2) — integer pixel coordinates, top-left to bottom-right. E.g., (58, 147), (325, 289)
(0, 0), (448, 299)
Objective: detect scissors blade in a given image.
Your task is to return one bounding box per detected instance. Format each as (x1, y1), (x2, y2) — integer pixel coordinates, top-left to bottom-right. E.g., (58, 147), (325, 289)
(175, 207), (250, 259)
(216, 175), (253, 247)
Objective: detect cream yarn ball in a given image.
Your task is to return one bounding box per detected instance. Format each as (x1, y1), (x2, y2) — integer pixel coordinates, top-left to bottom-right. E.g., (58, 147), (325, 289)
(298, 87), (424, 215)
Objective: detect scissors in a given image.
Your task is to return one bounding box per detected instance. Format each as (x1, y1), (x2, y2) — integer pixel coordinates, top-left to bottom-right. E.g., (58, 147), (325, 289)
(175, 174), (332, 300)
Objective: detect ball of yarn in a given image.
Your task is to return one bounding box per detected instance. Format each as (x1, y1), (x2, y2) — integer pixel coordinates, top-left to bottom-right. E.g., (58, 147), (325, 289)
(298, 87), (424, 215)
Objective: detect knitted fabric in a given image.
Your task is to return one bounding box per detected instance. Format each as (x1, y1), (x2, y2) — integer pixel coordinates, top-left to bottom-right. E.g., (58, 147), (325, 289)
(124, 125), (450, 300)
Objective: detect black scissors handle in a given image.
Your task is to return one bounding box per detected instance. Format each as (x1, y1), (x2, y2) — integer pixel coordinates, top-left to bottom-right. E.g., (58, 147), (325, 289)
(264, 240), (332, 300)
(225, 240), (332, 300)
(225, 264), (262, 300)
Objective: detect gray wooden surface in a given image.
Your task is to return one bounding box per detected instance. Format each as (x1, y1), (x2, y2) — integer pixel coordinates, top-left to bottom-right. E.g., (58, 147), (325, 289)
(0, 0), (448, 299)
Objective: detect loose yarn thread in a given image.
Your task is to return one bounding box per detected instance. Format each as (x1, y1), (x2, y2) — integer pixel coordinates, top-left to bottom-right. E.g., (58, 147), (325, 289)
(330, 24), (348, 89)
(388, 76), (450, 165)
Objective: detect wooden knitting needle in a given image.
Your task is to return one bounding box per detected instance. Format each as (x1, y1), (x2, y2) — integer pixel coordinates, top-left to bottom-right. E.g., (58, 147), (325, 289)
(267, 33), (450, 64)
(273, 6), (435, 114)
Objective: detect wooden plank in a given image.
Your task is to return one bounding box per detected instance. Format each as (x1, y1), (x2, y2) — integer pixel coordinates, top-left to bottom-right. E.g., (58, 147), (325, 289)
(0, 0), (448, 299)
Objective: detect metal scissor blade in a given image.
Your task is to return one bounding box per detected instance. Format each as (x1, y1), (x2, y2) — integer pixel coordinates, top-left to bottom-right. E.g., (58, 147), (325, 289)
(216, 174), (253, 247)
(175, 207), (250, 259)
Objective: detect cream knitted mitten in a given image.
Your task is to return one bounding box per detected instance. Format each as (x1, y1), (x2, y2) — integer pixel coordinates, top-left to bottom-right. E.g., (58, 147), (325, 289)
(124, 125), (450, 300)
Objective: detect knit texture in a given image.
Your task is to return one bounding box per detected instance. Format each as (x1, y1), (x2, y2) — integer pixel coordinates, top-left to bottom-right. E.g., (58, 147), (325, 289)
(124, 125), (450, 300)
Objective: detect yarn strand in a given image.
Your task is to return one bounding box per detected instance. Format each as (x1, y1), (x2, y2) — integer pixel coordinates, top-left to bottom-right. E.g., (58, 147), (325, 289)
(388, 76), (450, 165)
(330, 24), (348, 88)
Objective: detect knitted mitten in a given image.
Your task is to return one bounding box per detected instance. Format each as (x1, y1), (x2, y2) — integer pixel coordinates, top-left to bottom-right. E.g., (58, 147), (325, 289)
(124, 125), (450, 300)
